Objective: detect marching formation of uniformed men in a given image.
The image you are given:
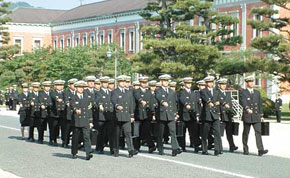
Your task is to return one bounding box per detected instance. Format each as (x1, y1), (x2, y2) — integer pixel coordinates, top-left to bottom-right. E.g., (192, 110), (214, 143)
(10, 73), (270, 160)
(3, 85), (18, 110)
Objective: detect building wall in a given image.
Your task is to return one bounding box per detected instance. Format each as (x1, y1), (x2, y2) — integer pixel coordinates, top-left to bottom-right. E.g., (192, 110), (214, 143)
(4, 23), (52, 54)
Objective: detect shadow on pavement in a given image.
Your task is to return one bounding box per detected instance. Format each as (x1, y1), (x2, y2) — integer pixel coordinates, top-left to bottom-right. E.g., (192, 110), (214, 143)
(8, 136), (24, 141)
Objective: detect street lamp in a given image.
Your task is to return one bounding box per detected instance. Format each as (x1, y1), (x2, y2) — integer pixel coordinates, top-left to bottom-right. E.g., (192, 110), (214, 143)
(107, 47), (118, 86)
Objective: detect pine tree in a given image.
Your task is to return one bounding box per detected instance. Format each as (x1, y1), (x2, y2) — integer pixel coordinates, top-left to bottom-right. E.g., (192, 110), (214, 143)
(0, 0), (11, 44)
(132, 0), (242, 81)
(247, 0), (290, 82)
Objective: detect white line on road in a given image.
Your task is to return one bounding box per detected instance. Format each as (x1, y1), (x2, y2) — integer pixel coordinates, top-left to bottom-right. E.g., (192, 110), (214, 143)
(1, 124), (254, 178)
(0, 169), (22, 178)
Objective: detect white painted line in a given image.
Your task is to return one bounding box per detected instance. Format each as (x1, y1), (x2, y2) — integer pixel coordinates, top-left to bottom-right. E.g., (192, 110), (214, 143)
(0, 169), (22, 178)
(1, 124), (254, 178)
(0, 125), (20, 131)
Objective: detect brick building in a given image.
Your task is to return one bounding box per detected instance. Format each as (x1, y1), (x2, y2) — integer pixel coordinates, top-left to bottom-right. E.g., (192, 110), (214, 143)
(4, 8), (65, 54)
(2, 0), (290, 103)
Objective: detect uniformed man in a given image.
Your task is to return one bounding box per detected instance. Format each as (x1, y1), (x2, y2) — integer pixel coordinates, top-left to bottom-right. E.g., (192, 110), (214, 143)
(63, 78), (78, 148)
(132, 81), (140, 90)
(84, 76), (97, 126)
(50, 80), (66, 146)
(169, 81), (177, 92)
(95, 79), (101, 91)
(18, 83), (30, 139)
(217, 78), (238, 152)
(36, 81), (51, 144)
(95, 76), (115, 154)
(108, 79), (115, 91)
(148, 81), (157, 95)
(70, 81), (93, 160)
(133, 76), (156, 153)
(11, 85), (19, 111)
(111, 75), (136, 158)
(240, 76), (268, 156)
(200, 76), (223, 156)
(156, 82), (161, 90)
(8, 87), (13, 110)
(5, 88), (10, 110)
(155, 74), (181, 156)
(196, 80), (213, 150)
(27, 82), (41, 142)
(275, 94), (282, 123)
(178, 77), (200, 152)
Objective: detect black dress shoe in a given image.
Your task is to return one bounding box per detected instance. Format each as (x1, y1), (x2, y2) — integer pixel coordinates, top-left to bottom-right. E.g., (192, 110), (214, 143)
(243, 152), (249, 155)
(49, 141), (53, 145)
(97, 151), (104, 154)
(133, 150), (138, 155)
(214, 151), (219, 156)
(72, 155), (77, 159)
(53, 142), (58, 146)
(208, 145), (214, 150)
(61, 143), (65, 147)
(202, 151), (209, 155)
(219, 151), (223, 154)
(230, 146), (238, 152)
(149, 146), (156, 153)
(182, 148), (187, 152)
(194, 147), (201, 153)
(176, 148), (182, 154)
(172, 150), (178, 157)
(258, 150), (268, 156)
(64, 144), (69, 148)
(128, 151), (134, 158)
(113, 150), (119, 157)
(38, 140), (43, 144)
(86, 154), (93, 160)
(159, 150), (164, 155)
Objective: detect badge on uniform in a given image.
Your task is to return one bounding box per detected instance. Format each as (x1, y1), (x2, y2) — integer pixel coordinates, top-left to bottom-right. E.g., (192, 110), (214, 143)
(88, 96), (91, 98)
(119, 96), (122, 98)
(141, 95), (144, 97)
(75, 102), (79, 104)
(103, 96), (106, 98)
(186, 97), (189, 99)
(162, 95), (165, 97)
(247, 98), (250, 100)
(44, 98), (47, 100)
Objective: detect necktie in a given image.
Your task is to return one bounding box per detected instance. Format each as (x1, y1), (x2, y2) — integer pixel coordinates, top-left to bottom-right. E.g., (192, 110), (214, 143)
(80, 95), (83, 99)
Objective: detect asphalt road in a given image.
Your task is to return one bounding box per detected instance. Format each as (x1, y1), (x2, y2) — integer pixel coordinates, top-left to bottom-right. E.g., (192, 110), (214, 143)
(1, 114), (290, 178)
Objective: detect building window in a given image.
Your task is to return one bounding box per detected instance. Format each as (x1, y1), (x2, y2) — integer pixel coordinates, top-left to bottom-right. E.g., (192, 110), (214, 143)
(107, 30), (113, 44)
(120, 29), (125, 51)
(255, 73), (261, 87)
(230, 12), (239, 37)
(60, 38), (64, 50)
(82, 34), (87, 46)
(129, 28), (135, 52)
(33, 39), (42, 50)
(75, 35), (79, 47)
(99, 31), (104, 45)
(253, 14), (263, 38)
(140, 32), (144, 50)
(13, 37), (23, 54)
(89, 33), (95, 46)
(53, 39), (57, 50)
(67, 37), (71, 48)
